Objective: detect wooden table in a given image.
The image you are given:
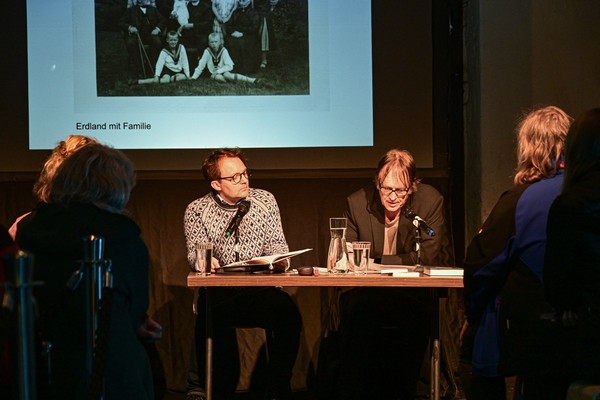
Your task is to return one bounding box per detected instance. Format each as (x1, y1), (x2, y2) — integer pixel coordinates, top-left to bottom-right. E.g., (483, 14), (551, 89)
(187, 271), (463, 400)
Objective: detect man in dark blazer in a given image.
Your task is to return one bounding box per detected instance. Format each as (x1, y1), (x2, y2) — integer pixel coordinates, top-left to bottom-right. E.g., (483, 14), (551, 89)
(344, 177), (448, 266)
(336, 149), (452, 399)
(120, 0), (167, 80)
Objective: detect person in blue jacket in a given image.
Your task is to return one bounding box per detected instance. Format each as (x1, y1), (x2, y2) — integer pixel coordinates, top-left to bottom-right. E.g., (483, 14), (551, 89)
(461, 105), (573, 400)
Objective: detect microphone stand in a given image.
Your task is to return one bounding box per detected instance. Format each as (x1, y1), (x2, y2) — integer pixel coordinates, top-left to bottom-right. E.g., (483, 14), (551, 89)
(413, 221), (423, 272)
(403, 206), (433, 272)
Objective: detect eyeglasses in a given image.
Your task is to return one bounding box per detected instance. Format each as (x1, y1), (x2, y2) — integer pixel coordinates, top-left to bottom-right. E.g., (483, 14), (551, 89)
(379, 187), (409, 197)
(218, 169), (251, 184)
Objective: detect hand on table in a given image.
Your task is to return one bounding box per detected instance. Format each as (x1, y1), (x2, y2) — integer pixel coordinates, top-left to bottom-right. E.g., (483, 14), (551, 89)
(211, 257), (220, 273)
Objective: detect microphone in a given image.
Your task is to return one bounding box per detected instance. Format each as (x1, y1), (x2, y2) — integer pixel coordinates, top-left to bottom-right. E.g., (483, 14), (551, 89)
(402, 206), (435, 236)
(225, 200), (251, 237)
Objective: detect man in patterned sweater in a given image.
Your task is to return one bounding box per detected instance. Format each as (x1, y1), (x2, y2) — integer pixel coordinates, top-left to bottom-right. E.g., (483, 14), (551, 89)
(184, 148), (302, 400)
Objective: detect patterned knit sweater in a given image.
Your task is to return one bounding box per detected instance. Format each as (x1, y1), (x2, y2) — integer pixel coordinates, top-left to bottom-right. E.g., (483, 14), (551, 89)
(184, 188), (289, 268)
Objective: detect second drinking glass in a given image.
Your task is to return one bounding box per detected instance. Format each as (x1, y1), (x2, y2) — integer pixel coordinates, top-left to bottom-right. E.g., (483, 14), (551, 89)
(351, 241), (371, 275)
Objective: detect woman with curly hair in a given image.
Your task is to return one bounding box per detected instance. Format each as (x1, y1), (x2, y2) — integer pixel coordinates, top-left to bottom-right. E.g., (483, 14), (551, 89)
(8, 135), (98, 239)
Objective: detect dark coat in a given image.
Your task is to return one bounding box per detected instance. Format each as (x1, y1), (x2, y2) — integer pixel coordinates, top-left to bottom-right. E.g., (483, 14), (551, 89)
(225, 6), (260, 73)
(343, 183), (451, 265)
(188, 1), (215, 37)
(120, 4), (166, 35)
(545, 170), (600, 322)
(544, 170), (600, 381)
(17, 202), (153, 400)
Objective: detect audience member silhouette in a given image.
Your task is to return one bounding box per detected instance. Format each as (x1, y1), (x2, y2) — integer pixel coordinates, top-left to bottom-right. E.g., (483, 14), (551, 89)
(461, 106), (573, 400)
(16, 143), (161, 399)
(544, 107), (600, 395)
(9, 135), (98, 240)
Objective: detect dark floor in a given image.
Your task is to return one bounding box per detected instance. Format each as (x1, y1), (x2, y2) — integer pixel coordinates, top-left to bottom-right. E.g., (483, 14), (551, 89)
(158, 376), (513, 400)
(163, 390), (314, 400)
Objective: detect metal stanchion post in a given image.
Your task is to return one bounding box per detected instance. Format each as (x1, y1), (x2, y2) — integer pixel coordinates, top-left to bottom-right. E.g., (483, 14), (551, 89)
(82, 235), (105, 395)
(14, 250), (38, 400)
(204, 288), (213, 400)
(429, 287), (441, 400)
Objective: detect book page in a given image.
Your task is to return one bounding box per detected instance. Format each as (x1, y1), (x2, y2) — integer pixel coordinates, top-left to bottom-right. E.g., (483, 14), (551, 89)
(223, 248), (312, 268)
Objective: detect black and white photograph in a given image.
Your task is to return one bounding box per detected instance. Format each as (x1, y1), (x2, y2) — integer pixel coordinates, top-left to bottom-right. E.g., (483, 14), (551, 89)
(95, 0), (309, 96)
(26, 0), (371, 150)
(6, 1), (600, 399)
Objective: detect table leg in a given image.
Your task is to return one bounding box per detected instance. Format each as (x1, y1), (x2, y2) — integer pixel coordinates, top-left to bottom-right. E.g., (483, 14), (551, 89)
(205, 288), (213, 400)
(430, 288), (441, 400)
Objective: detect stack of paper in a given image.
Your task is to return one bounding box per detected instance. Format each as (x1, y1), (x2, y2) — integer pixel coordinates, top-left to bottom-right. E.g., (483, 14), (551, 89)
(391, 271), (420, 278)
(380, 267), (409, 274)
(422, 267), (464, 276)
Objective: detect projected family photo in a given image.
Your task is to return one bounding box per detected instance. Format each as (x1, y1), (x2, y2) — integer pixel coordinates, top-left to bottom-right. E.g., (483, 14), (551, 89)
(94, 0), (309, 97)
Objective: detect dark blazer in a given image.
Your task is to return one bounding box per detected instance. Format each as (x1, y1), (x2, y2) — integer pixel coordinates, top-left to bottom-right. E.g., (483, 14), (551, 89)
(343, 183), (451, 266)
(120, 5), (166, 34)
(188, 1), (215, 36)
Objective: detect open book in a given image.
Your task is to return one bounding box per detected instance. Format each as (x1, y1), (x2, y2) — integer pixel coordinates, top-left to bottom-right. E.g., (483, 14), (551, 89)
(217, 248), (313, 273)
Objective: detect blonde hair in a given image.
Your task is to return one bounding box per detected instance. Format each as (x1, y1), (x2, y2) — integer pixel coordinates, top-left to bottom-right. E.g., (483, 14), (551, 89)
(514, 106), (573, 185)
(208, 32), (224, 47)
(33, 135), (98, 202)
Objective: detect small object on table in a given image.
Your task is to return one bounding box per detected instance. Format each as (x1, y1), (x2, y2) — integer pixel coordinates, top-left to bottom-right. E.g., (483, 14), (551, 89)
(297, 266), (314, 276)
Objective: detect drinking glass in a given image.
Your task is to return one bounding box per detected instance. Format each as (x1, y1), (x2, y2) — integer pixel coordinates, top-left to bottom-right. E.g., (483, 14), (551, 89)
(194, 242), (213, 275)
(351, 241), (371, 275)
(327, 217), (349, 273)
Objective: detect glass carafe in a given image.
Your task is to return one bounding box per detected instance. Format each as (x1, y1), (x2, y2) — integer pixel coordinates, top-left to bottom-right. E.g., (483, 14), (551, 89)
(327, 217), (350, 273)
